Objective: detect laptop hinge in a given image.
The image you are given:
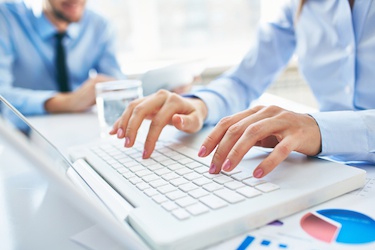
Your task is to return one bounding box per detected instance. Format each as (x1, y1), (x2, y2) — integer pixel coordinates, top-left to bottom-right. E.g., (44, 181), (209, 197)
(68, 159), (134, 221)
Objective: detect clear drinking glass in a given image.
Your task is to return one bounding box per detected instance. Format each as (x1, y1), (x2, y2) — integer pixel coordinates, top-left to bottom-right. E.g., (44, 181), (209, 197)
(95, 80), (143, 137)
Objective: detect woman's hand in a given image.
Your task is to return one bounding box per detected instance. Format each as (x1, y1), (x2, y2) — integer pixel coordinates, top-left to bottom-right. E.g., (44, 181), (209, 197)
(198, 105), (322, 178)
(110, 90), (208, 158)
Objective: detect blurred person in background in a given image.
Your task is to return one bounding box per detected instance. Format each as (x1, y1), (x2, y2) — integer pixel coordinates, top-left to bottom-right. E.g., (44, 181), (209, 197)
(0, 0), (124, 115)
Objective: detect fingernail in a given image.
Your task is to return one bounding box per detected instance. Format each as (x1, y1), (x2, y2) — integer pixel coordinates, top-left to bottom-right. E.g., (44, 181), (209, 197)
(142, 150), (147, 159)
(253, 168), (264, 178)
(198, 146), (206, 157)
(124, 137), (130, 147)
(180, 117), (184, 127)
(117, 128), (124, 138)
(222, 159), (231, 171)
(209, 163), (216, 174)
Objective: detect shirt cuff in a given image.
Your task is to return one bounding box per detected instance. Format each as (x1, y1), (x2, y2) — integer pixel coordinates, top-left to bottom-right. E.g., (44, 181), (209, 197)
(184, 90), (227, 125)
(23, 91), (57, 115)
(310, 111), (367, 156)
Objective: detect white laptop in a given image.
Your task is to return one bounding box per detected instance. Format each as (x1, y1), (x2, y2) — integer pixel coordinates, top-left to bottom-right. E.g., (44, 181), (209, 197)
(0, 95), (366, 250)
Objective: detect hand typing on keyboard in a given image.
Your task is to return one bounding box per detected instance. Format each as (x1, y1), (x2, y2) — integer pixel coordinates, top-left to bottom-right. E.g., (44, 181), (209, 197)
(110, 90), (208, 157)
(109, 90), (322, 179)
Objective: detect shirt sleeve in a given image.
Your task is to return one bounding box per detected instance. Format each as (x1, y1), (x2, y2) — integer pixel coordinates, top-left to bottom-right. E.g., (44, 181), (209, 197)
(0, 6), (56, 116)
(192, 0), (297, 125)
(310, 110), (375, 164)
(93, 20), (126, 80)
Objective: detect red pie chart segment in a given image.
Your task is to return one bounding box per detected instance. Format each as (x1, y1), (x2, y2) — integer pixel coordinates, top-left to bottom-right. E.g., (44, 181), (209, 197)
(300, 212), (339, 243)
(301, 209), (375, 244)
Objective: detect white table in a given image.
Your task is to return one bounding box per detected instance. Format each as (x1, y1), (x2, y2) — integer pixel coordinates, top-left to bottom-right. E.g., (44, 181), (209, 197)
(1, 94), (373, 250)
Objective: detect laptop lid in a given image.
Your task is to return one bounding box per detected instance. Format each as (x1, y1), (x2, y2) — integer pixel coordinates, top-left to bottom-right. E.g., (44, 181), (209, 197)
(0, 96), (148, 249)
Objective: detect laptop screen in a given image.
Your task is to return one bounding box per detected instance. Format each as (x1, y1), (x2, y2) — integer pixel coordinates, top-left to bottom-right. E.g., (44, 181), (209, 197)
(0, 95), (71, 175)
(0, 95), (149, 249)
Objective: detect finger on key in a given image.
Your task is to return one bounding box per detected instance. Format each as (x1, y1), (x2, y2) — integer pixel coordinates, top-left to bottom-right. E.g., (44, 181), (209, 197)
(221, 120), (270, 173)
(209, 120), (249, 174)
(200, 108), (259, 158)
(124, 92), (169, 147)
(109, 98), (144, 137)
(253, 137), (294, 178)
(142, 94), (200, 158)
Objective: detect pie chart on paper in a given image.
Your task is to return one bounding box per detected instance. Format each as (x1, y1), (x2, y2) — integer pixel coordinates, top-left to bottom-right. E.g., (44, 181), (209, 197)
(300, 209), (375, 244)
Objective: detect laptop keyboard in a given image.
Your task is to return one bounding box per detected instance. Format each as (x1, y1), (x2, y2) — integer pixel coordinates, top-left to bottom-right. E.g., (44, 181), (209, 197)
(90, 141), (280, 220)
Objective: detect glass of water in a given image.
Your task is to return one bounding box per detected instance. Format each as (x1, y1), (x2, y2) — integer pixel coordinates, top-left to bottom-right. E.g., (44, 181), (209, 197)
(95, 80), (143, 137)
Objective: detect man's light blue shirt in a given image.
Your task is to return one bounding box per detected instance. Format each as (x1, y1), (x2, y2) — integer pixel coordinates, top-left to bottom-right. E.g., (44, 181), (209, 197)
(0, 2), (124, 115)
(193, 0), (375, 164)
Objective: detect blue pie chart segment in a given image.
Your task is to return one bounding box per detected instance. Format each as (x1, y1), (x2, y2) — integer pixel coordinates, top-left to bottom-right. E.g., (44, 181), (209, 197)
(316, 209), (375, 244)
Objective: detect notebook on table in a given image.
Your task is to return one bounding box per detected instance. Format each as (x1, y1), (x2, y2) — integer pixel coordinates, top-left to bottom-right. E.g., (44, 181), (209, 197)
(0, 95), (366, 250)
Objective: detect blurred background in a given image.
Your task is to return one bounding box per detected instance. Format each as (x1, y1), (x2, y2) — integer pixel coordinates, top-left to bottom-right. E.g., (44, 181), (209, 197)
(2, 0), (318, 108)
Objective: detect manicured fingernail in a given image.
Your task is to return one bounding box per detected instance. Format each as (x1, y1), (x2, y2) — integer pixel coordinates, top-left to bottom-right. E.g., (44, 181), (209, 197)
(142, 150), (147, 159)
(209, 163), (216, 174)
(253, 168), (264, 178)
(117, 128), (124, 138)
(222, 159), (231, 171)
(198, 146), (206, 157)
(124, 137), (130, 147)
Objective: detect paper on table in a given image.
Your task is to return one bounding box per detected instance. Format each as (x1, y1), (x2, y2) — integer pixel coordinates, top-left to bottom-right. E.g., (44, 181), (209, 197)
(210, 165), (375, 250)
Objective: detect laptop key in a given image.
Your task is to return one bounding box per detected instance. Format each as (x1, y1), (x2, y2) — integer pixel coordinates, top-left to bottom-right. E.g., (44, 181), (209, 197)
(185, 161), (202, 169)
(175, 167), (193, 176)
(186, 202), (209, 216)
(184, 172), (201, 181)
(175, 196), (197, 207)
(213, 175), (233, 184)
(255, 182), (280, 193)
(221, 169), (242, 176)
(170, 177), (189, 186)
(166, 190), (187, 200)
(128, 176), (143, 185)
(157, 184), (178, 194)
(199, 195), (227, 209)
(236, 187), (262, 198)
(214, 188), (245, 204)
(243, 178), (267, 187)
(161, 201), (179, 211)
(153, 194), (169, 204)
(193, 177), (211, 186)
(135, 169), (153, 177)
(168, 163), (185, 171)
(136, 182), (150, 191)
(144, 188), (159, 197)
(194, 166), (209, 174)
(154, 167), (172, 176)
(203, 182), (223, 192)
(145, 163), (164, 171)
(224, 181), (245, 190)
(149, 178), (168, 188)
(231, 172), (253, 181)
(162, 172), (180, 181)
(122, 172), (136, 179)
(179, 182), (199, 192)
(172, 208), (190, 220)
(142, 173), (160, 182)
(189, 188), (210, 199)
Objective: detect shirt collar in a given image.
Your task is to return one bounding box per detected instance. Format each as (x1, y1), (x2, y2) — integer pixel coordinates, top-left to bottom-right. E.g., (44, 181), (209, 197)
(30, 4), (85, 41)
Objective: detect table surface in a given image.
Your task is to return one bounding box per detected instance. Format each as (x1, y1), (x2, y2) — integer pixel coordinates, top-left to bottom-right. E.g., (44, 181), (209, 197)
(1, 94), (373, 250)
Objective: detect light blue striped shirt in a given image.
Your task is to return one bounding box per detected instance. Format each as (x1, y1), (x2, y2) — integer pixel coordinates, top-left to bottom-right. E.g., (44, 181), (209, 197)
(193, 0), (375, 164)
(0, 2), (124, 115)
